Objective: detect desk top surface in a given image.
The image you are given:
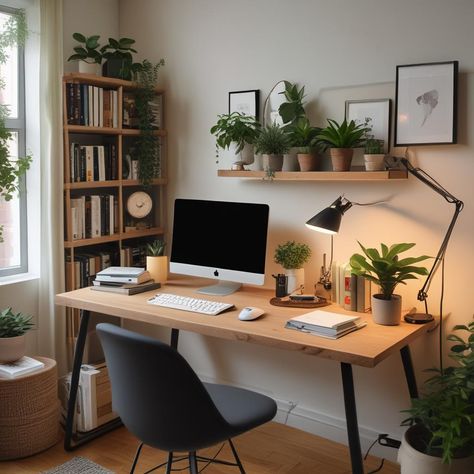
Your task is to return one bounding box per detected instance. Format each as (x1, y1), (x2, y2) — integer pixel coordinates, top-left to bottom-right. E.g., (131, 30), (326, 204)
(55, 276), (434, 368)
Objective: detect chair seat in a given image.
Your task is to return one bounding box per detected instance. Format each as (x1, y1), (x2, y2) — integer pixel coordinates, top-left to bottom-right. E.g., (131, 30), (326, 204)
(204, 383), (277, 436)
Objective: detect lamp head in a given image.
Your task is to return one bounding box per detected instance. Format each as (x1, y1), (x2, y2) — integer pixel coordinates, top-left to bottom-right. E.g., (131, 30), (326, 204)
(305, 196), (353, 234)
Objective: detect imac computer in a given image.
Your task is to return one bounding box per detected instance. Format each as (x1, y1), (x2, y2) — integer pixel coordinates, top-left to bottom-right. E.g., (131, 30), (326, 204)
(170, 198), (270, 295)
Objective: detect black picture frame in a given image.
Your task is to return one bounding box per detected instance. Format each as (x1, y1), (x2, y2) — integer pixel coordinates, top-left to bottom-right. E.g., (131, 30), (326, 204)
(394, 61), (458, 146)
(228, 90), (260, 119)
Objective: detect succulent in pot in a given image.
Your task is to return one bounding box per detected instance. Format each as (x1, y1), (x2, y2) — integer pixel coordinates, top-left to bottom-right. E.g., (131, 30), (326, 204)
(0, 307), (34, 362)
(288, 117), (322, 171)
(316, 118), (368, 171)
(350, 242), (430, 325)
(146, 239), (168, 283)
(274, 240), (311, 293)
(254, 122), (292, 173)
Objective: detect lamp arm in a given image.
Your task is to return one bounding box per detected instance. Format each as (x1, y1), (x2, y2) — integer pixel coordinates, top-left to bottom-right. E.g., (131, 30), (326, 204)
(400, 158), (464, 302)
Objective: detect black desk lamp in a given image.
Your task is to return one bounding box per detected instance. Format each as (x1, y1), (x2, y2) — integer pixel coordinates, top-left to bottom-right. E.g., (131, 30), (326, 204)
(306, 158), (464, 324)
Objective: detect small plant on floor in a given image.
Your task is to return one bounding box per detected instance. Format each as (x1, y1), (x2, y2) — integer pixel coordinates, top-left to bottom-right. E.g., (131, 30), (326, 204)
(147, 239), (166, 257)
(0, 307), (33, 338)
(274, 241), (311, 269)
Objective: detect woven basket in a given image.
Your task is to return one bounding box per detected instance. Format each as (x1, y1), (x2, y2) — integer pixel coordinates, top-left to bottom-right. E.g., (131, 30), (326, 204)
(0, 357), (60, 460)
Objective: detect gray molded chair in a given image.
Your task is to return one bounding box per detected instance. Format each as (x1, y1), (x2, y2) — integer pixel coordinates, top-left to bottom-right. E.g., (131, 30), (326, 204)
(96, 323), (277, 474)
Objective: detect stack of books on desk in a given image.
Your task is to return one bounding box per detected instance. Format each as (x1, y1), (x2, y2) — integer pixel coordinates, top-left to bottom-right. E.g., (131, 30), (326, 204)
(91, 279), (160, 295)
(91, 266), (160, 295)
(285, 310), (367, 339)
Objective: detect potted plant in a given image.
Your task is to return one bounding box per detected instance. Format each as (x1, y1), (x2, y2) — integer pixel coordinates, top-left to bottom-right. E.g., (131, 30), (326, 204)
(0, 9), (31, 243)
(363, 119), (386, 171)
(278, 81), (306, 127)
(67, 32), (102, 75)
(350, 242), (430, 325)
(254, 122), (292, 173)
(0, 307), (34, 362)
(100, 37), (141, 80)
(316, 118), (368, 171)
(288, 117), (322, 171)
(146, 239), (168, 284)
(274, 241), (311, 293)
(398, 321), (474, 473)
(210, 112), (260, 170)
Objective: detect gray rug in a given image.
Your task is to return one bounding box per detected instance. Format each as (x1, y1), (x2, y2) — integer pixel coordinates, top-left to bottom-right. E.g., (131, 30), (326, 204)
(41, 456), (115, 474)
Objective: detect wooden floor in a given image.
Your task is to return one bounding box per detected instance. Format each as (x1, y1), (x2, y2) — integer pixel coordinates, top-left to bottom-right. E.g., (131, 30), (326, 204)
(1, 422), (400, 473)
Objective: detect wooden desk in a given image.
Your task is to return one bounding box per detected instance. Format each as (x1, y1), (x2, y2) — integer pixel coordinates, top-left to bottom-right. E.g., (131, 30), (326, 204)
(56, 277), (434, 474)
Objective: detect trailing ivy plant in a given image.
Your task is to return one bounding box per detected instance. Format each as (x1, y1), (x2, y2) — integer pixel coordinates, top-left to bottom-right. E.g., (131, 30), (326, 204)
(0, 9), (32, 242)
(134, 58), (165, 185)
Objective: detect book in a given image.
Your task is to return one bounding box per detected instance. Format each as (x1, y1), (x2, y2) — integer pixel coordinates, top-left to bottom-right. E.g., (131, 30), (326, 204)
(91, 279), (161, 295)
(356, 276), (371, 313)
(0, 356), (45, 378)
(95, 266), (150, 284)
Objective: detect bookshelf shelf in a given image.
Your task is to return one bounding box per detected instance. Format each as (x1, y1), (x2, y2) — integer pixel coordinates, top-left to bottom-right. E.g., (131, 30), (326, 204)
(65, 180), (120, 190)
(122, 178), (167, 186)
(121, 227), (165, 240)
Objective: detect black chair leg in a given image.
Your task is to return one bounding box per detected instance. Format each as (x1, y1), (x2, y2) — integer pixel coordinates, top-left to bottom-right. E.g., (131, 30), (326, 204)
(165, 451), (173, 474)
(130, 442), (144, 474)
(189, 451), (199, 474)
(228, 439), (246, 474)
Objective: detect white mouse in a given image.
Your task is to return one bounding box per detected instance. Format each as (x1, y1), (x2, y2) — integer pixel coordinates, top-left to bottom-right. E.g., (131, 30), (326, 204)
(238, 307), (265, 321)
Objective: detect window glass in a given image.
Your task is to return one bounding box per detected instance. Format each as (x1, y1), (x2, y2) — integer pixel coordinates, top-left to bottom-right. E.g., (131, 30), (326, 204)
(0, 12), (18, 118)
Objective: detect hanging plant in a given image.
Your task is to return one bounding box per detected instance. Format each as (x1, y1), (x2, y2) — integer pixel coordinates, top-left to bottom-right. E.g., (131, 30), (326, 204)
(0, 9), (32, 242)
(134, 59), (165, 185)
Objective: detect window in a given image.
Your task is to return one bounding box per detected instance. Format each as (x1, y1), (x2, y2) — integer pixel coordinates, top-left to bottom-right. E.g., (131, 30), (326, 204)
(0, 5), (28, 277)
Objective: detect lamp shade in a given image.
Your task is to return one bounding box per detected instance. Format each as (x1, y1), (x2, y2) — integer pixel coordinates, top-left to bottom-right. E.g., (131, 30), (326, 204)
(305, 196), (353, 234)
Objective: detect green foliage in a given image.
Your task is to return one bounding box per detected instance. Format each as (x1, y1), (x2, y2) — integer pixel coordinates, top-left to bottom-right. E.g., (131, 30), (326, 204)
(278, 81), (306, 126)
(274, 241), (312, 270)
(287, 117), (322, 153)
(254, 123), (291, 155)
(210, 112), (260, 155)
(364, 138), (384, 154)
(0, 9), (31, 242)
(401, 320), (474, 464)
(67, 32), (102, 64)
(134, 59), (165, 185)
(100, 37), (143, 80)
(350, 242), (430, 300)
(0, 307), (33, 338)
(147, 239), (165, 256)
(316, 118), (368, 149)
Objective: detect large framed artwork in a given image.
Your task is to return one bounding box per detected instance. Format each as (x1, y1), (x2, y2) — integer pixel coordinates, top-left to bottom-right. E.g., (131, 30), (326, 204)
(228, 90), (260, 119)
(394, 61), (458, 146)
(345, 99), (391, 153)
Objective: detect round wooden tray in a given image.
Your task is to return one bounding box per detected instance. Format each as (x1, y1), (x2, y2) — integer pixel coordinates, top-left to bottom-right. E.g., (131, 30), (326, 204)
(270, 297), (330, 309)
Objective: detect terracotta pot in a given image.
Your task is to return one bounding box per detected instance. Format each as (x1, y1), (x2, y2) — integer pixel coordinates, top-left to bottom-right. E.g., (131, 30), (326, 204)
(398, 424), (474, 474)
(146, 256), (168, 284)
(297, 153), (320, 171)
(329, 148), (353, 171)
(0, 335), (26, 363)
(371, 294), (401, 325)
(262, 154), (283, 172)
(363, 154), (386, 171)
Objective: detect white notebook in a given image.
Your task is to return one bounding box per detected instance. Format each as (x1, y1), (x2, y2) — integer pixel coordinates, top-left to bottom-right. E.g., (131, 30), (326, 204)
(0, 356), (45, 379)
(288, 309), (361, 329)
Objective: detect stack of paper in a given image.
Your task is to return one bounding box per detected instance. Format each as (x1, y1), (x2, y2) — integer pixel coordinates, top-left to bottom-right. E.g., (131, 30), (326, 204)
(286, 310), (367, 339)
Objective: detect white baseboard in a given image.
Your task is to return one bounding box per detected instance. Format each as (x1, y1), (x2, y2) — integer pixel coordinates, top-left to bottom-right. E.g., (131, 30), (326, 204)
(199, 373), (400, 463)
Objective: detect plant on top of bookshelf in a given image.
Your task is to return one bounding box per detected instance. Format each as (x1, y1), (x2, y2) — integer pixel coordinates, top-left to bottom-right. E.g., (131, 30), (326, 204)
(100, 37), (143, 80)
(134, 59), (165, 185)
(0, 9), (32, 242)
(67, 33), (102, 64)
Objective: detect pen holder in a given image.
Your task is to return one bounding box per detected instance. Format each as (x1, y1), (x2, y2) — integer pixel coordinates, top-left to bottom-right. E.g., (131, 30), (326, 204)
(272, 273), (288, 298)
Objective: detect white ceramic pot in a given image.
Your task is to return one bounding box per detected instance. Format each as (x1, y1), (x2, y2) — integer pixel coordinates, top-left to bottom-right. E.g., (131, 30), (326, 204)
(286, 268), (304, 294)
(146, 256), (168, 284)
(247, 153), (263, 171)
(78, 61), (101, 75)
(0, 335), (26, 363)
(371, 294), (401, 325)
(363, 154), (386, 171)
(219, 143), (254, 170)
(398, 425), (474, 474)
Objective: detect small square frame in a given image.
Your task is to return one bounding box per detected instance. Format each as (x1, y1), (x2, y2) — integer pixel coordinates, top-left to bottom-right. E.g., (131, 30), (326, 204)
(345, 98), (391, 153)
(394, 61), (458, 146)
(228, 90), (260, 119)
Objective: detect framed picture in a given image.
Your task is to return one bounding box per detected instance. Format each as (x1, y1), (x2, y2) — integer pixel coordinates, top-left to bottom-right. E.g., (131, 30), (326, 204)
(345, 98), (391, 153)
(394, 61), (458, 146)
(228, 90), (260, 119)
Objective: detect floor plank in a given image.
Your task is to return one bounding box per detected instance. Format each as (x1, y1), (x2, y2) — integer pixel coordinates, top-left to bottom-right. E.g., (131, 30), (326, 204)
(0, 422), (400, 473)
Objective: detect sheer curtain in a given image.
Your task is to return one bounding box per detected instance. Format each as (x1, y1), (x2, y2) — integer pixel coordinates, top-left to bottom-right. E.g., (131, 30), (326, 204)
(37, 0), (66, 374)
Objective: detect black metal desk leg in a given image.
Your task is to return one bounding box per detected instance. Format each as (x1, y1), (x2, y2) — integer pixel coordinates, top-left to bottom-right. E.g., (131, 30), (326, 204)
(341, 362), (364, 474)
(400, 346), (418, 399)
(64, 310), (90, 451)
(170, 328), (180, 350)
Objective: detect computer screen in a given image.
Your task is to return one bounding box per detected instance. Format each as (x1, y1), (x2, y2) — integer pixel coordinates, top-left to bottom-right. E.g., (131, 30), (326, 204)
(170, 198), (270, 295)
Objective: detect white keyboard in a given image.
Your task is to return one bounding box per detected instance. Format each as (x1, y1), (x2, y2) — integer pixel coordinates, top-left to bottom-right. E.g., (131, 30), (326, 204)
(147, 293), (235, 316)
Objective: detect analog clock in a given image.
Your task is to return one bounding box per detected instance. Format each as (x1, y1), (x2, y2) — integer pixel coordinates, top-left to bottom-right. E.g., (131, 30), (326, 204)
(127, 191), (153, 219)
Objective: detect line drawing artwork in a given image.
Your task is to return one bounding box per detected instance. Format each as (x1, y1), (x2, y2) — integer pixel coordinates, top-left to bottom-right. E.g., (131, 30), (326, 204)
(416, 89), (439, 127)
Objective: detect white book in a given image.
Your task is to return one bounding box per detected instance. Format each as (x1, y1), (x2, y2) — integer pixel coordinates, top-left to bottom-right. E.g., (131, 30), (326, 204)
(93, 86), (99, 127)
(288, 309), (360, 328)
(112, 90), (118, 128)
(70, 198), (82, 240)
(0, 356), (45, 379)
(98, 146), (106, 181)
(96, 266), (150, 284)
(85, 146), (94, 182)
(79, 364), (100, 431)
(108, 195), (114, 235)
(88, 85), (93, 126)
(80, 195), (86, 239)
(98, 87), (104, 128)
(90, 195), (101, 237)
(71, 206), (78, 240)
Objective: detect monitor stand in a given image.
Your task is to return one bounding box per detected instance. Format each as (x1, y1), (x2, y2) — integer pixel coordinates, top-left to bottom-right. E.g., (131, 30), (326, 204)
(197, 281), (242, 296)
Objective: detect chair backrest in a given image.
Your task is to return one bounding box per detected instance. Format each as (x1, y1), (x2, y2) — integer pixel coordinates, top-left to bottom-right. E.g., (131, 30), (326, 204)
(96, 323), (230, 452)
